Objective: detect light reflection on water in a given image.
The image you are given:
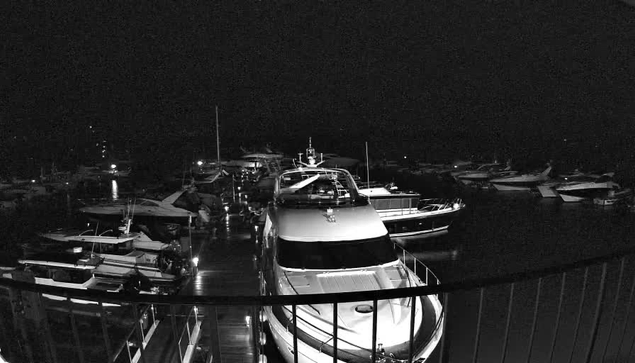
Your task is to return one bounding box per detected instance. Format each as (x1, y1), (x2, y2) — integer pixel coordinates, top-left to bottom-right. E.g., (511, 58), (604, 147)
(111, 179), (118, 201)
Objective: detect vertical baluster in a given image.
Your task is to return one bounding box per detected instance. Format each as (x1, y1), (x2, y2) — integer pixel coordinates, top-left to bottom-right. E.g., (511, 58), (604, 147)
(408, 295), (417, 363)
(583, 262), (608, 363)
(526, 278), (542, 363)
(132, 303), (147, 363)
(567, 268), (589, 363)
(500, 283), (515, 363)
(98, 299), (113, 363)
(600, 257), (626, 362)
(38, 296), (58, 363)
(471, 288), (485, 363)
(616, 264), (635, 358)
(548, 273), (567, 363)
(371, 299), (378, 363)
(437, 293), (449, 363)
(292, 304), (298, 363)
(67, 297), (86, 363)
(207, 306), (220, 363)
(333, 302), (338, 363)
(170, 305), (183, 363)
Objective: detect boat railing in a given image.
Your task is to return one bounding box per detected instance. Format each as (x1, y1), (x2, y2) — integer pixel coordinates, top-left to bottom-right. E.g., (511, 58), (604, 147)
(4, 244), (635, 363)
(113, 304), (160, 363)
(394, 242), (441, 286)
(418, 197), (464, 213)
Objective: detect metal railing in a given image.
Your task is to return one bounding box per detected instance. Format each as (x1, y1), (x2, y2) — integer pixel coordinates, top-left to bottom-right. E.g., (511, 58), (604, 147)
(3, 245), (635, 363)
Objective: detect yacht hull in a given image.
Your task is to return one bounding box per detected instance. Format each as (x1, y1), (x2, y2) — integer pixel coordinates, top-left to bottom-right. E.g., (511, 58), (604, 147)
(491, 183), (532, 191)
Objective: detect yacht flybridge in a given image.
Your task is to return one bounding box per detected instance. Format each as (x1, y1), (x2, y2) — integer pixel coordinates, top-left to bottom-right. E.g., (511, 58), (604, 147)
(260, 139), (444, 363)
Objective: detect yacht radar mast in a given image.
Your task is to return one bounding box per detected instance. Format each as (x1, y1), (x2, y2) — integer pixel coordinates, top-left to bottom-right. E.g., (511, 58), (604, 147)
(296, 137), (324, 168)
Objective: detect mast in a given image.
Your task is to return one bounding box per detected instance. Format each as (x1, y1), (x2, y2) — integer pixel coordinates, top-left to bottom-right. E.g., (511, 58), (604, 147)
(365, 141), (370, 189)
(215, 105), (221, 171)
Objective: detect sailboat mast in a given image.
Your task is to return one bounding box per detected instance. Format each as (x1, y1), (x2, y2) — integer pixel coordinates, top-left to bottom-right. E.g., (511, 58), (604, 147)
(365, 141), (370, 189)
(215, 105), (221, 171)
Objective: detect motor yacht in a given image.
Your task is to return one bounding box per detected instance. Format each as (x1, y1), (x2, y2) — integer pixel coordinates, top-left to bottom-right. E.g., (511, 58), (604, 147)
(1, 252), (125, 306)
(489, 165), (552, 191)
(455, 161), (516, 187)
(35, 218), (188, 294)
(536, 170), (601, 198)
(260, 140), (444, 363)
(358, 182), (465, 239)
(556, 173), (621, 203)
(79, 190), (197, 223)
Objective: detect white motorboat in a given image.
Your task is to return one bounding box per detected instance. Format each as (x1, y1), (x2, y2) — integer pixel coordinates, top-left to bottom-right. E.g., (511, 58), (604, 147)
(536, 170), (604, 198)
(557, 173), (621, 203)
(1, 252), (125, 306)
(36, 219), (188, 294)
(79, 190), (197, 222)
(358, 182), (465, 239)
(261, 140), (444, 363)
(456, 161), (516, 186)
(490, 165), (552, 191)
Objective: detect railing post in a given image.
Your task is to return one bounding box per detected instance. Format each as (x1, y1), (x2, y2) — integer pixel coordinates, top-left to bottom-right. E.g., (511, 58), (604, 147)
(547, 273), (567, 363)
(499, 283), (515, 363)
(408, 295), (417, 363)
(292, 304), (298, 363)
(471, 288), (485, 363)
(132, 303), (147, 363)
(38, 296), (58, 363)
(526, 278), (542, 363)
(600, 257), (626, 362)
(584, 262), (608, 363)
(170, 305), (184, 363)
(333, 302), (338, 363)
(98, 300), (113, 363)
(567, 268), (588, 363)
(616, 264), (635, 357)
(67, 297), (86, 363)
(371, 299), (378, 363)
(438, 293), (449, 363)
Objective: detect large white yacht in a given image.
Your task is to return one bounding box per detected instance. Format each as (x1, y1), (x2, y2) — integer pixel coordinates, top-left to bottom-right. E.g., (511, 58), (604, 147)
(260, 140), (444, 363)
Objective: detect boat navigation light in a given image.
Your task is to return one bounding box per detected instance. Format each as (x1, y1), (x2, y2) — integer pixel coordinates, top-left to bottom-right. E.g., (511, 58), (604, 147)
(31, 179), (36, 183)
(111, 164), (117, 170)
(197, 160), (203, 166)
(192, 256), (199, 267)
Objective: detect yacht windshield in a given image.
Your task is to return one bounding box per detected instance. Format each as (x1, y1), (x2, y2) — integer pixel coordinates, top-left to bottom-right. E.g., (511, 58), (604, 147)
(277, 235), (397, 269)
(277, 169), (368, 207)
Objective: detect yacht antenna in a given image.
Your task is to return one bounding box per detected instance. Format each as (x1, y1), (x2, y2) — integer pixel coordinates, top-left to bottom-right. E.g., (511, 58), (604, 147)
(215, 105), (221, 171)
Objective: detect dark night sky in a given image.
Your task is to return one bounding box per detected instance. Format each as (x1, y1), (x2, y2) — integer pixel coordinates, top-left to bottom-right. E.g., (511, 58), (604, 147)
(1, 1), (634, 176)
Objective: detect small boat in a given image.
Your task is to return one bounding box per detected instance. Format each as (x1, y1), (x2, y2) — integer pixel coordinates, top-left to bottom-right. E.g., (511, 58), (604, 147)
(358, 182), (465, 239)
(261, 139), (444, 363)
(593, 188), (633, 206)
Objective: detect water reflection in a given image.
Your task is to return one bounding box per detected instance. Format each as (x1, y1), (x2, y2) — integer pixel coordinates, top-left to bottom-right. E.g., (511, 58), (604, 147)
(111, 179), (118, 201)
